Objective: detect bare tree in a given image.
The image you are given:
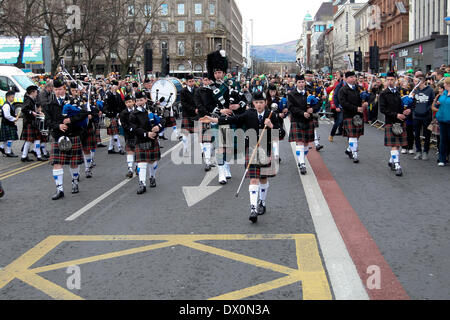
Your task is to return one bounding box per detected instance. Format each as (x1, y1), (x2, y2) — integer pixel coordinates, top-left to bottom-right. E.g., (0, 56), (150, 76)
(0, 0), (43, 68)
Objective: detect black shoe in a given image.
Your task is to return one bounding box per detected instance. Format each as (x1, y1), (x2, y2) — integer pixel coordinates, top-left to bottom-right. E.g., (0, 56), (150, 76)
(396, 166), (403, 177)
(118, 149), (125, 155)
(204, 164), (211, 172)
(85, 169), (93, 179)
(345, 150), (353, 159)
(126, 170), (133, 179)
(0, 182), (4, 198)
(36, 157), (48, 162)
(160, 136), (168, 140)
(388, 162), (395, 171)
(299, 163), (307, 175)
(21, 157), (34, 162)
(257, 201), (266, 216)
(97, 143), (107, 148)
(279, 157), (282, 163)
(316, 144), (324, 152)
(353, 156), (359, 164)
(0, 147), (5, 155)
(91, 160), (96, 168)
(149, 177), (156, 188)
(108, 149), (118, 154)
(71, 181), (79, 194)
(29, 150), (37, 158)
(52, 189), (64, 200)
(137, 183), (147, 195)
(249, 207), (258, 223)
(6, 153), (18, 158)
(178, 136), (183, 141)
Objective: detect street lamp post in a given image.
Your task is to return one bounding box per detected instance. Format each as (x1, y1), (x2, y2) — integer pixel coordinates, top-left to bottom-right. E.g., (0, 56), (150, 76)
(446, 17), (450, 66)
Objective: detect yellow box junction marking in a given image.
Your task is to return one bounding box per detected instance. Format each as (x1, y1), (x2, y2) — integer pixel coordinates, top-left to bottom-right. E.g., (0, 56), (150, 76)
(0, 234), (332, 300)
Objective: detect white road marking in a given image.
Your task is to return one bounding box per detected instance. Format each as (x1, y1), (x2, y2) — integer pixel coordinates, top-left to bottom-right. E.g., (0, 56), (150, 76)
(65, 142), (182, 222)
(182, 167), (223, 207)
(286, 118), (368, 300)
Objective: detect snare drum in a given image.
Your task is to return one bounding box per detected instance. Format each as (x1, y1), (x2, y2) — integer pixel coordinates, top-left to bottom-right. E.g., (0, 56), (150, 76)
(35, 115), (49, 136)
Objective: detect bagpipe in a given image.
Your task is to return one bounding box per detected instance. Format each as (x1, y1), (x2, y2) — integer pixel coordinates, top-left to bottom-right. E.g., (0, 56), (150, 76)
(62, 102), (90, 129)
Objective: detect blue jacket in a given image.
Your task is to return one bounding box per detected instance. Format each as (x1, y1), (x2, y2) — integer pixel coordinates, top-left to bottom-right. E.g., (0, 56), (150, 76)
(437, 90), (450, 124)
(333, 80), (345, 109)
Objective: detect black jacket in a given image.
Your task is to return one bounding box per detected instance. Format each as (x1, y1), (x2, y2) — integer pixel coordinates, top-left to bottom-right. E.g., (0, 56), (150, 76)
(129, 107), (163, 145)
(194, 86), (215, 117)
(379, 88), (404, 125)
(21, 94), (38, 127)
(104, 91), (126, 118)
(180, 86), (197, 118)
(44, 95), (89, 139)
(338, 83), (363, 119)
(119, 108), (135, 141)
(287, 89), (312, 123)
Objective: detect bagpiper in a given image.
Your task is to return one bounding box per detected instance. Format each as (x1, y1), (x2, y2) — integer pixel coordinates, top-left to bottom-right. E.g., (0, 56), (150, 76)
(104, 80), (126, 155)
(379, 72), (412, 177)
(288, 74), (315, 175)
(44, 79), (89, 200)
(338, 71), (368, 163)
(305, 70), (324, 151)
(180, 74), (198, 157)
(119, 95), (137, 178)
(129, 91), (163, 194)
(0, 91), (20, 158)
(201, 91), (279, 223)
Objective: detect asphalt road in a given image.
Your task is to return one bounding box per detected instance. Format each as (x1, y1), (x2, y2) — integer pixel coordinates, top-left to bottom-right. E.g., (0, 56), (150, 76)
(0, 118), (448, 300)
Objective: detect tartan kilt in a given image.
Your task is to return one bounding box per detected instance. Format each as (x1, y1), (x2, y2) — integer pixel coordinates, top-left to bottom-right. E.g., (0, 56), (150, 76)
(81, 126), (97, 153)
(50, 136), (83, 166)
(384, 123), (408, 147)
(289, 120), (315, 144)
(343, 118), (364, 138)
(165, 116), (177, 128)
(20, 124), (39, 142)
(40, 134), (48, 143)
(135, 140), (161, 163)
(107, 118), (120, 136)
(125, 138), (136, 153)
(245, 147), (277, 179)
(181, 117), (197, 134)
(0, 124), (19, 141)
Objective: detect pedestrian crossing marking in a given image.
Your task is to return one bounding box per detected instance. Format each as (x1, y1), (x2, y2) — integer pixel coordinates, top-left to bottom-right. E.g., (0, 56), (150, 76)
(0, 234), (332, 300)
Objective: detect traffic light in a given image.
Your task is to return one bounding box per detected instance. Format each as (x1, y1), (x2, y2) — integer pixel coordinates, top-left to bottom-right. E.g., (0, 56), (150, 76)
(369, 44), (379, 72)
(144, 48), (153, 73)
(354, 50), (363, 72)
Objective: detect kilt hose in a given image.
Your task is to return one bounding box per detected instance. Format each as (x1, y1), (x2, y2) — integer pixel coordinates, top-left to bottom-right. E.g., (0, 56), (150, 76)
(384, 123), (408, 147)
(81, 126), (97, 153)
(343, 118), (364, 139)
(125, 138), (136, 153)
(245, 146), (277, 179)
(20, 124), (40, 142)
(135, 140), (161, 163)
(200, 123), (215, 143)
(181, 117), (199, 135)
(289, 120), (315, 144)
(0, 123), (19, 142)
(50, 136), (83, 166)
(107, 118), (120, 136)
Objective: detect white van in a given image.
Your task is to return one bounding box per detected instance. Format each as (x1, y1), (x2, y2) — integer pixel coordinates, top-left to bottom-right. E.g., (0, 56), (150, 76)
(0, 66), (37, 106)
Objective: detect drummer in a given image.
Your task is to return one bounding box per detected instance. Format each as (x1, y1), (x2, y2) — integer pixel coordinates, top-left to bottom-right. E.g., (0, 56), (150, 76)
(180, 74), (198, 156)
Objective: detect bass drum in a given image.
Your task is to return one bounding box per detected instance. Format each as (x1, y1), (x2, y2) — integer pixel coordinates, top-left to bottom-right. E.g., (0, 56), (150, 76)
(151, 78), (183, 107)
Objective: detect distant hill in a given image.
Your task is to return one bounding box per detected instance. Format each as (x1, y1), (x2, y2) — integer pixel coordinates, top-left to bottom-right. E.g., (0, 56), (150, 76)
(251, 40), (298, 62)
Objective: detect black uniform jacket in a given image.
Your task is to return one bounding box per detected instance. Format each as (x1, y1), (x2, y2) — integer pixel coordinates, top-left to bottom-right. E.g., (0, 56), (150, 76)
(129, 107), (163, 145)
(180, 86), (197, 118)
(287, 89), (311, 123)
(194, 86), (215, 117)
(119, 108), (135, 141)
(338, 83), (363, 119)
(379, 87), (404, 125)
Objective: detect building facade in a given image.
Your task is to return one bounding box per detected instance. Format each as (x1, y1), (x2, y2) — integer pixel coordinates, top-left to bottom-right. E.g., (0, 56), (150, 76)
(353, 2), (370, 71)
(296, 12), (313, 70)
(309, 2), (334, 72)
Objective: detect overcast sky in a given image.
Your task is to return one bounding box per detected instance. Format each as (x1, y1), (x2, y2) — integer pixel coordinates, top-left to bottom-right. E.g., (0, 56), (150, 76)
(235, 0), (325, 46)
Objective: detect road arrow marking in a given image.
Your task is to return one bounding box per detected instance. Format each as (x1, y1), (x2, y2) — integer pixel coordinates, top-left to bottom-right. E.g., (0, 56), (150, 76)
(182, 167), (222, 207)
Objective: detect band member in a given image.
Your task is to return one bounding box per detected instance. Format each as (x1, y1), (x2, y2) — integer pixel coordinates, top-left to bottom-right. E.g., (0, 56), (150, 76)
(180, 74), (197, 156)
(119, 95), (136, 178)
(202, 91), (279, 223)
(195, 73), (217, 171)
(45, 79), (89, 200)
(129, 91), (163, 194)
(20, 85), (46, 162)
(0, 91), (19, 157)
(288, 74), (315, 175)
(267, 84), (286, 161)
(207, 49), (234, 184)
(104, 81), (126, 155)
(305, 70), (324, 151)
(338, 71), (368, 163)
(379, 72), (411, 177)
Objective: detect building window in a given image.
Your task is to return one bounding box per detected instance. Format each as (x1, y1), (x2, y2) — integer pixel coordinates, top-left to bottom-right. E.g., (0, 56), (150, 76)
(161, 41), (168, 51)
(195, 20), (202, 32)
(144, 4), (152, 16)
(178, 64), (186, 71)
(210, 3), (215, 15)
(145, 22), (152, 34)
(128, 5), (135, 16)
(161, 21), (168, 33)
(178, 20), (185, 32)
(178, 3), (185, 15)
(195, 3), (202, 15)
(194, 64), (203, 71)
(194, 41), (202, 56)
(210, 20), (215, 30)
(161, 3), (168, 16)
(178, 41), (186, 56)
